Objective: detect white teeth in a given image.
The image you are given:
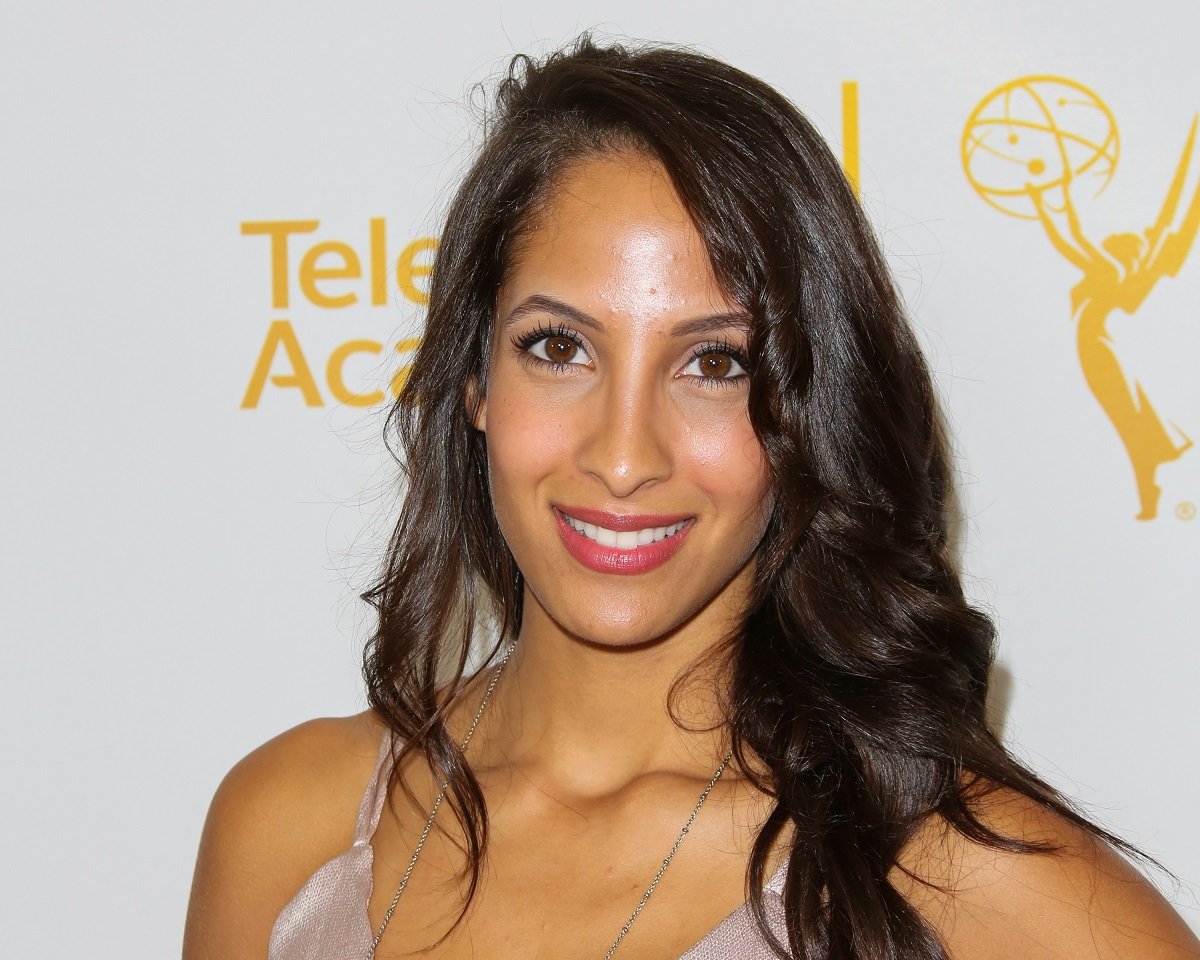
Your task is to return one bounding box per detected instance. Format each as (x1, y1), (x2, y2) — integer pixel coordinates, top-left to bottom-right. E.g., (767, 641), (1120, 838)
(562, 512), (687, 548)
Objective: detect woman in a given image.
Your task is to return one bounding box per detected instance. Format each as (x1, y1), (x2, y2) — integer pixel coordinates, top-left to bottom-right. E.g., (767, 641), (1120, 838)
(184, 38), (1200, 960)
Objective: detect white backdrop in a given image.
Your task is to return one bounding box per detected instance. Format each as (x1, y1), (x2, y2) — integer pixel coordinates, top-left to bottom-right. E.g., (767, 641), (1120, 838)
(2, 1), (1197, 955)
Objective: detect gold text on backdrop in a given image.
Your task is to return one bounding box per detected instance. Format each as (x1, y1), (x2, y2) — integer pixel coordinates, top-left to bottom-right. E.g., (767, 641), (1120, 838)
(238, 219), (434, 408)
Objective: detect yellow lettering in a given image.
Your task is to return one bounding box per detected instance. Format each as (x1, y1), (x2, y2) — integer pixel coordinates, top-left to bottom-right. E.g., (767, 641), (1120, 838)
(396, 237), (437, 305)
(241, 320), (324, 408)
(240, 220), (319, 309)
(327, 339), (385, 407)
(391, 337), (422, 397)
(841, 81), (860, 196)
(370, 218), (388, 306)
(299, 241), (361, 308)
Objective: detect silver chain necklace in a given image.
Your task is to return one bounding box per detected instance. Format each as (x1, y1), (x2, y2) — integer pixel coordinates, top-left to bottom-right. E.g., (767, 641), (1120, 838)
(367, 645), (734, 960)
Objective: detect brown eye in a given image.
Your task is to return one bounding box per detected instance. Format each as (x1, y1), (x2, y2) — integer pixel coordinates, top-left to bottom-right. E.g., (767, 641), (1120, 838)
(524, 331), (590, 367)
(682, 347), (747, 384)
(696, 351), (733, 378)
(543, 336), (579, 363)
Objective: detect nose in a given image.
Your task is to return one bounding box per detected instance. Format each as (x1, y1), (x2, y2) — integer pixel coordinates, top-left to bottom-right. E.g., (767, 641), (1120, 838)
(575, 373), (673, 498)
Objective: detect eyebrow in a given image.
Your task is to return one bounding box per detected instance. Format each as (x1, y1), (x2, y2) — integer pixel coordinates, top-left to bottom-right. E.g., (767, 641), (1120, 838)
(502, 294), (752, 338)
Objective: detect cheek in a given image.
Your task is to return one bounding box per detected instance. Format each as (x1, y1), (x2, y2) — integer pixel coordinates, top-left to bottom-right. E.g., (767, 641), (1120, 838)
(483, 382), (575, 508)
(677, 399), (772, 516)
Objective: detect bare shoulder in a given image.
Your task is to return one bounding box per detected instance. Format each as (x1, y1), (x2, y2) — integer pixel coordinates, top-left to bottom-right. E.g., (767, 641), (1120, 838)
(894, 785), (1200, 960)
(183, 710), (389, 960)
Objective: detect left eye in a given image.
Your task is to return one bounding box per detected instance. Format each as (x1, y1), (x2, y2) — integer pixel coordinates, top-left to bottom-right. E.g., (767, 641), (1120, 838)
(682, 350), (747, 380)
(528, 334), (590, 366)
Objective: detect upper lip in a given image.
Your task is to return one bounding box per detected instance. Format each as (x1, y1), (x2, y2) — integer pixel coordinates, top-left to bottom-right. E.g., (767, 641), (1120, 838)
(554, 504), (694, 530)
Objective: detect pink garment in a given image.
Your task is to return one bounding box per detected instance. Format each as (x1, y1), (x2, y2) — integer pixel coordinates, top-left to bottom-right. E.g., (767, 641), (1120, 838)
(268, 734), (790, 959)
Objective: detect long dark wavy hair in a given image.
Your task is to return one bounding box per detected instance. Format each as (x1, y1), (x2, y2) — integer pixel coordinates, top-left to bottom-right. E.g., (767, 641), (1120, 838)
(363, 35), (1134, 959)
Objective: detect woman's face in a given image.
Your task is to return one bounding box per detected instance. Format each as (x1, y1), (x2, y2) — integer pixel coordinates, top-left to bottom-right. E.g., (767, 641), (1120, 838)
(476, 152), (774, 648)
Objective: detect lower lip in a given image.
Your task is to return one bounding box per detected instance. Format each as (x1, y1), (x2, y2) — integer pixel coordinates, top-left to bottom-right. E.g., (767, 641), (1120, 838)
(554, 509), (692, 575)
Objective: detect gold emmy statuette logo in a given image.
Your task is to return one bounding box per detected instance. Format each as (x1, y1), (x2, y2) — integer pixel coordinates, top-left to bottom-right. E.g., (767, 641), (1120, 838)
(962, 77), (1199, 520)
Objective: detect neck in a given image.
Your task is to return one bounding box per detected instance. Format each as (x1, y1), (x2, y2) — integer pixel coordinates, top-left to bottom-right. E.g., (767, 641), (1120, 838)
(477, 596), (737, 793)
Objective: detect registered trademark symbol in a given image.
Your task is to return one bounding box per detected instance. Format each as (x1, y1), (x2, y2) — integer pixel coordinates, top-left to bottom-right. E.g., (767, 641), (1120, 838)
(1176, 501), (1197, 521)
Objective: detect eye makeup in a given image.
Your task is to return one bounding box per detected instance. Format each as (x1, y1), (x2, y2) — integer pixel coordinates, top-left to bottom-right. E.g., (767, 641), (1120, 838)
(509, 322), (751, 384)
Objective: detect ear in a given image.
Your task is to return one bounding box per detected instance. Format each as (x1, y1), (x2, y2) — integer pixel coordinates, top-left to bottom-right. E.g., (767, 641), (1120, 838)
(465, 377), (487, 432)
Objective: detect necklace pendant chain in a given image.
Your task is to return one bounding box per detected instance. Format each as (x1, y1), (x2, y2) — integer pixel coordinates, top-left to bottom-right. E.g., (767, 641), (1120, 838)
(367, 644), (514, 959)
(368, 644), (734, 960)
(601, 747), (733, 960)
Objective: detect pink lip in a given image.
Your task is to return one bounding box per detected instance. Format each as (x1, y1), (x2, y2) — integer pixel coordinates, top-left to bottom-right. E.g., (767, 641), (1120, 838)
(553, 504), (693, 530)
(553, 506), (693, 575)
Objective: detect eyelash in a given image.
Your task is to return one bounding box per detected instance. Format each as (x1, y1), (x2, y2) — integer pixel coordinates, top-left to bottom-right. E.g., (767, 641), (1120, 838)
(687, 338), (751, 389)
(510, 323), (586, 373)
(510, 323), (750, 386)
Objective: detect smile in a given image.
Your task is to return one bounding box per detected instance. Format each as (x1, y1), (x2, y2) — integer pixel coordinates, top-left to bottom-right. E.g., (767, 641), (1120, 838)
(560, 513), (688, 548)
(553, 506), (693, 575)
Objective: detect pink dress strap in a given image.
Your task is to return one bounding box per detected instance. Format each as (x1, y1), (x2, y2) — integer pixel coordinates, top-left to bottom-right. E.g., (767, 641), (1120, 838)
(353, 732), (395, 845)
(267, 731), (394, 960)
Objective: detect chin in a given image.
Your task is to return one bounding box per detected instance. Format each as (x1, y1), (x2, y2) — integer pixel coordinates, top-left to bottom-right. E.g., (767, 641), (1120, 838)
(568, 607), (669, 648)
(571, 621), (677, 650)
(527, 584), (713, 651)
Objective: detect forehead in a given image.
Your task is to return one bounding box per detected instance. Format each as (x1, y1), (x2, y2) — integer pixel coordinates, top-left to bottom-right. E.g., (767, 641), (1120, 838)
(497, 152), (736, 325)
